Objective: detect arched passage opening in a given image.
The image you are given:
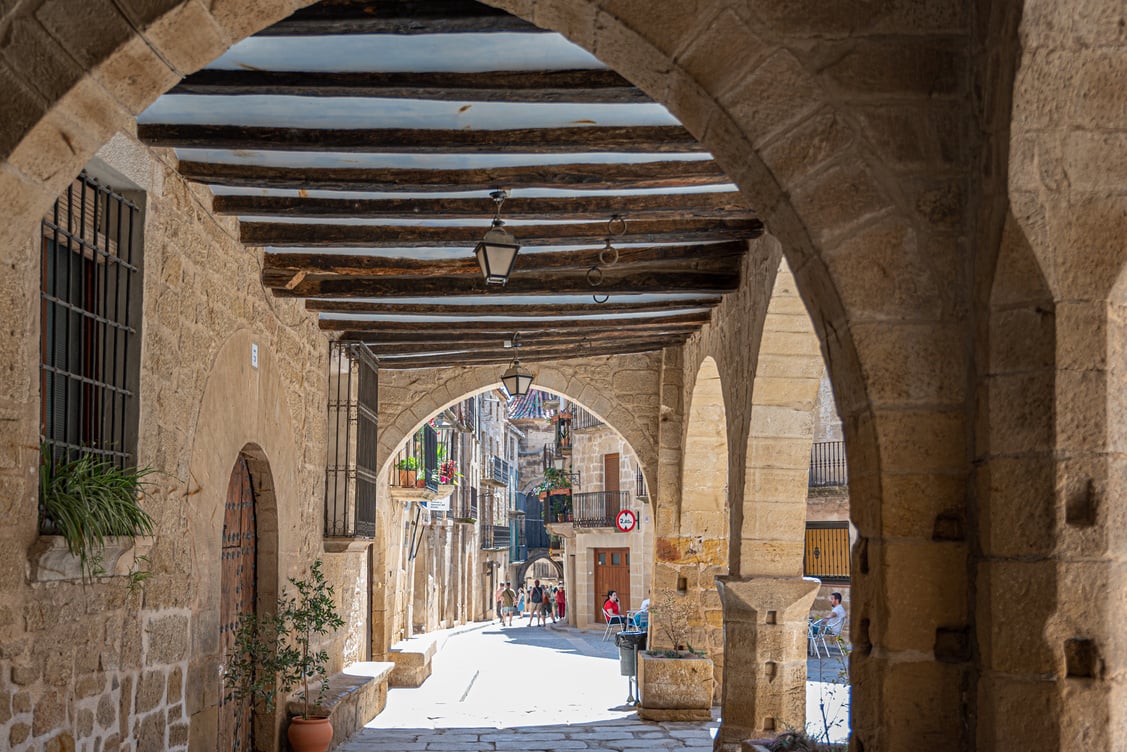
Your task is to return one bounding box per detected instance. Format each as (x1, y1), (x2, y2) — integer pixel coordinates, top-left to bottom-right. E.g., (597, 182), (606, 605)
(716, 258), (834, 746)
(649, 356), (730, 696)
(376, 381), (657, 645)
(0, 0), (1033, 747)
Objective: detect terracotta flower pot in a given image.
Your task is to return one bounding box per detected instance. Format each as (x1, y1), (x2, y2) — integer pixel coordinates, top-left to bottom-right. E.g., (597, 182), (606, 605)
(288, 716), (333, 752)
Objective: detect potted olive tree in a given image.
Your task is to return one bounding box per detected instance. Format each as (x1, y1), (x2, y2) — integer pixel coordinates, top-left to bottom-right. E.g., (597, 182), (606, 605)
(225, 560), (345, 752)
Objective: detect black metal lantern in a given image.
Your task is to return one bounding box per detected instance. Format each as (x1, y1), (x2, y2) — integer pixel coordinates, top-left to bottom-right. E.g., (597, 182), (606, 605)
(474, 190), (520, 285)
(500, 356), (534, 397)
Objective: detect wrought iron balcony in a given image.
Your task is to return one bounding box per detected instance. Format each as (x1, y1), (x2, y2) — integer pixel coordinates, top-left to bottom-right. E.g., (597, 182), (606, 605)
(809, 440), (848, 488)
(571, 490), (630, 528)
(482, 455), (510, 487)
(482, 523), (511, 550)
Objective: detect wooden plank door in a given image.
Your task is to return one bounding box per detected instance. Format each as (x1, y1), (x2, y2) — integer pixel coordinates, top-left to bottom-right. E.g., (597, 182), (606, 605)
(593, 547), (630, 623)
(219, 457), (257, 752)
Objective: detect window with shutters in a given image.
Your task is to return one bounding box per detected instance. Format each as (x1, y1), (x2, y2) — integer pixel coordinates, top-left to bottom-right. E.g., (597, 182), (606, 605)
(39, 173), (144, 519)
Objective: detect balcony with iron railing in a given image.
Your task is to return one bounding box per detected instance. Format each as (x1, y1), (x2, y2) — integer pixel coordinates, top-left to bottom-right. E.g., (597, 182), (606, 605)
(571, 405), (604, 431)
(568, 490), (630, 528)
(482, 455), (510, 487)
(388, 424), (441, 498)
(809, 440), (848, 488)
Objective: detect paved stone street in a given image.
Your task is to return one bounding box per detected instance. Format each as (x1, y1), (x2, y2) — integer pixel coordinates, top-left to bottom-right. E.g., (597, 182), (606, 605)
(338, 621), (720, 751)
(340, 621), (851, 751)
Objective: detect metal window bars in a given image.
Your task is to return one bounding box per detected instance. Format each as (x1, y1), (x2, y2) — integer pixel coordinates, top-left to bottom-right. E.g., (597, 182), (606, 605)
(40, 172), (142, 476)
(324, 342), (378, 538)
(809, 440), (848, 488)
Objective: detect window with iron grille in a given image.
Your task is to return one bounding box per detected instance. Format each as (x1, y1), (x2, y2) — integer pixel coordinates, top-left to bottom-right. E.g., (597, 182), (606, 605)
(40, 173), (143, 496)
(324, 342), (378, 538)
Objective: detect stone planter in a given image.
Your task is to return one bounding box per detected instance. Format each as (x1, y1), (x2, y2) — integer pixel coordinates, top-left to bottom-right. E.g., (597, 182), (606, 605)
(637, 651), (714, 721)
(28, 535), (153, 582)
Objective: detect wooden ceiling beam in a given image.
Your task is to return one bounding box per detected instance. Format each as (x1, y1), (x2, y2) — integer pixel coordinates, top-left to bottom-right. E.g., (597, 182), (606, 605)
(177, 160), (730, 193)
(368, 338), (686, 369)
(173, 69), (647, 104)
(259, 0), (543, 36)
(244, 218), (763, 248)
(304, 297), (723, 317)
(356, 329), (688, 353)
(280, 270), (741, 298)
(265, 241), (747, 281)
(317, 310), (710, 332)
(217, 192), (751, 221)
(138, 124), (704, 154)
(322, 324), (698, 344)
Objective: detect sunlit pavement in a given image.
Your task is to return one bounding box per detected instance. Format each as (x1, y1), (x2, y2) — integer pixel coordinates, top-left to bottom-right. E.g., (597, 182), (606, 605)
(339, 620), (850, 750)
(338, 620), (719, 751)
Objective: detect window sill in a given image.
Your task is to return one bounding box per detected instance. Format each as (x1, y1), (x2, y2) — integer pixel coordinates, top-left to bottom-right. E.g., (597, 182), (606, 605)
(28, 535), (153, 583)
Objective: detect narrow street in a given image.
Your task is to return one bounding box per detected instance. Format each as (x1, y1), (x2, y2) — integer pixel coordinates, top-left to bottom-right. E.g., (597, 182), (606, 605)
(339, 621), (719, 751)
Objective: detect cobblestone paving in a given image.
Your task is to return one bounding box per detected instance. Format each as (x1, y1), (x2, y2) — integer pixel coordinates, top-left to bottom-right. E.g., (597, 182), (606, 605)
(337, 621), (720, 751)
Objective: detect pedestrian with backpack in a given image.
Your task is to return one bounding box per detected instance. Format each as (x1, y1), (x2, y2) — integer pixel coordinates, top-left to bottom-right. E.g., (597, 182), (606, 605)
(527, 579), (544, 626)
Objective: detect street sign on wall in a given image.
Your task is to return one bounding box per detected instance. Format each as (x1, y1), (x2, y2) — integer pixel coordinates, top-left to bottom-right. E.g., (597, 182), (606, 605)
(615, 509), (637, 533)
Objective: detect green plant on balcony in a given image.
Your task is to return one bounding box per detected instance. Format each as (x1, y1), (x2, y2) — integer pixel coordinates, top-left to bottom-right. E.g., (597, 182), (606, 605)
(396, 456), (419, 487)
(39, 446), (156, 581)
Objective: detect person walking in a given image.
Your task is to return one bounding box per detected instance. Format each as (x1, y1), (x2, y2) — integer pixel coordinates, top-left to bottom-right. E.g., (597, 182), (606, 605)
(501, 582), (517, 626)
(516, 586), (526, 617)
(527, 579), (545, 626)
(555, 585), (567, 621)
(494, 582), (506, 624)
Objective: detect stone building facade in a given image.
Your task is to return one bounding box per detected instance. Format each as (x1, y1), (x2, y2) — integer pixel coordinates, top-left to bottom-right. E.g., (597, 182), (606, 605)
(0, 1), (1125, 751)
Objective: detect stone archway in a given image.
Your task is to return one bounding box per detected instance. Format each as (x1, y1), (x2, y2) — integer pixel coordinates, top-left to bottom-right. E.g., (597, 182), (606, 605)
(516, 551), (565, 586)
(1, 0), (1093, 747)
(376, 360), (662, 486)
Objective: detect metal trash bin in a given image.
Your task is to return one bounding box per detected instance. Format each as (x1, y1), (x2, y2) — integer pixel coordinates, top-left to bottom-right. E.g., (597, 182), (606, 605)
(614, 630), (648, 676)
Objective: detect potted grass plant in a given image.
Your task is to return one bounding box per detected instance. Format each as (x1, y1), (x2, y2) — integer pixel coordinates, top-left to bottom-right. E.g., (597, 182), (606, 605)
(225, 560), (345, 752)
(37, 447), (155, 581)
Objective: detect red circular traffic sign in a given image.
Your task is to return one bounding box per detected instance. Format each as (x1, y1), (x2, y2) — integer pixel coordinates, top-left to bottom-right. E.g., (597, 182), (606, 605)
(615, 509), (637, 533)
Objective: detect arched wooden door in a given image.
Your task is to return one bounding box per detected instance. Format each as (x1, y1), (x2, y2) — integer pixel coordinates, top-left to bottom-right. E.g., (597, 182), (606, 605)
(219, 457), (258, 751)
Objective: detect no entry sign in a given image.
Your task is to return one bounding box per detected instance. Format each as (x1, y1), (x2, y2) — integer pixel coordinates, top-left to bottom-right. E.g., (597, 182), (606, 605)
(615, 509), (637, 533)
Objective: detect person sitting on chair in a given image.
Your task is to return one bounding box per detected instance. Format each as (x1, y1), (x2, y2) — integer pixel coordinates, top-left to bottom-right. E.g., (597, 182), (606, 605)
(824, 592), (846, 637)
(631, 597), (650, 631)
(603, 590), (626, 627)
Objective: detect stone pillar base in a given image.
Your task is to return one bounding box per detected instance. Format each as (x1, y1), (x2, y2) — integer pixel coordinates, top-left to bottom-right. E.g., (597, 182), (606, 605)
(714, 575), (821, 748)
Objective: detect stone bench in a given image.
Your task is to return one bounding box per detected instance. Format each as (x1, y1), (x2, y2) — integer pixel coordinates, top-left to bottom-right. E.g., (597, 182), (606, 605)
(285, 661), (394, 750)
(388, 640), (436, 687)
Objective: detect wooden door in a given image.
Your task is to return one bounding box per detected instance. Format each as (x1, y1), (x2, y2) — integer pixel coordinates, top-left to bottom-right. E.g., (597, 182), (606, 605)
(593, 547), (630, 623)
(219, 457), (257, 752)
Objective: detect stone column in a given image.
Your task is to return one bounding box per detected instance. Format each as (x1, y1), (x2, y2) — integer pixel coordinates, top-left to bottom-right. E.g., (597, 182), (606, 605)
(715, 576), (820, 749)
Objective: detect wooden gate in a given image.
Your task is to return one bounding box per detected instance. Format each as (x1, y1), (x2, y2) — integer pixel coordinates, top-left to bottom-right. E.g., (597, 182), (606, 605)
(219, 457), (258, 751)
(593, 547), (630, 622)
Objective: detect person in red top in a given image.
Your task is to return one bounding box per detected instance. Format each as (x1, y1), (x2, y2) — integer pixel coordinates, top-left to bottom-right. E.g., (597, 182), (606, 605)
(555, 586), (567, 620)
(603, 590), (625, 627)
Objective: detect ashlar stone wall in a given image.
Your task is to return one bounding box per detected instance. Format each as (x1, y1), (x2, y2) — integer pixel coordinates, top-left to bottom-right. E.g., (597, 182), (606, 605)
(0, 132), (366, 752)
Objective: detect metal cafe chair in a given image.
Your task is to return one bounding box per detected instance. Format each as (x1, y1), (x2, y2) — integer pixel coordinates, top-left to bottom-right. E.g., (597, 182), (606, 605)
(603, 609), (626, 640)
